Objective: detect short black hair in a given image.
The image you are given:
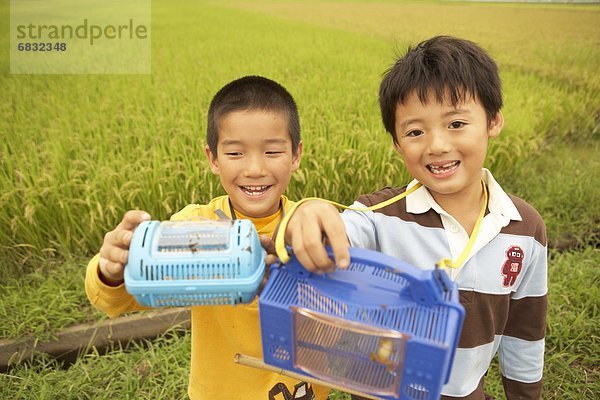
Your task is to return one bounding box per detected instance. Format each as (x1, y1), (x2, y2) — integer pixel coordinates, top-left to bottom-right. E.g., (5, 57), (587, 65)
(379, 36), (503, 142)
(206, 76), (300, 154)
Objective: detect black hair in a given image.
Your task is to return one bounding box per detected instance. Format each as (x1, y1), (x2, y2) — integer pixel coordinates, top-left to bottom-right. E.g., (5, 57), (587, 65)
(379, 36), (503, 142)
(207, 76), (300, 154)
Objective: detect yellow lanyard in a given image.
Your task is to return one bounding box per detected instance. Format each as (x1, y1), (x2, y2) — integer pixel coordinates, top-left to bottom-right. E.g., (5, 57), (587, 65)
(275, 180), (488, 270)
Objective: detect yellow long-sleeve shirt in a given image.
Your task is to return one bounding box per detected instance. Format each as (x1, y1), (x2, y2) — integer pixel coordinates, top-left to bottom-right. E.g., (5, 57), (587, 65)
(85, 195), (330, 399)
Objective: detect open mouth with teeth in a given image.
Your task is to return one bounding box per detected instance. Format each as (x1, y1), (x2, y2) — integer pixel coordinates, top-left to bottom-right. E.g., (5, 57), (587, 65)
(427, 161), (460, 175)
(240, 185), (272, 196)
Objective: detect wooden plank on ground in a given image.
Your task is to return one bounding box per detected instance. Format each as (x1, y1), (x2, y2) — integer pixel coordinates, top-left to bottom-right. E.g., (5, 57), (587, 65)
(0, 307), (190, 371)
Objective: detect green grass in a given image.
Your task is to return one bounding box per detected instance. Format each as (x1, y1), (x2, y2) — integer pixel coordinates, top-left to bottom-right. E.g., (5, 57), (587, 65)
(543, 247), (599, 397)
(234, 0), (600, 90)
(2, 247), (597, 399)
(0, 0), (599, 398)
(1, 0), (598, 270)
(0, 257), (105, 340)
(1, 330), (192, 400)
(505, 143), (600, 251)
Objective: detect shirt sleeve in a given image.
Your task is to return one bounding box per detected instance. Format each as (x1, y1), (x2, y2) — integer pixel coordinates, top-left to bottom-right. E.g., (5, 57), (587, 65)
(84, 253), (149, 319)
(341, 202), (378, 250)
(498, 232), (548, 399)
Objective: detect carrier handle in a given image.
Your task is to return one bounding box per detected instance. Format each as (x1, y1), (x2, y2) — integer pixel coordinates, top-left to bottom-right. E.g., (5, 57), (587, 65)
(326, 246), (451, 305)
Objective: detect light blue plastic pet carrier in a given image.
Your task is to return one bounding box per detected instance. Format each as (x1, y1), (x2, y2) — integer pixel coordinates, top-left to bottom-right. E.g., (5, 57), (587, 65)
(259, 247), (465, 400)
(125, 219), (265, 307)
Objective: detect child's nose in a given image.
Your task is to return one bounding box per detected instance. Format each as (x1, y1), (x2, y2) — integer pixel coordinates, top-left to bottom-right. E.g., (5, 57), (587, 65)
(427, 130), (451, 155)
(244, 155), (267, 177)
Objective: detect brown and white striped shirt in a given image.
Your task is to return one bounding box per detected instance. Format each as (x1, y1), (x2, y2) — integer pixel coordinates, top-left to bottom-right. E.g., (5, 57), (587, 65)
(342, 169), (547, 399)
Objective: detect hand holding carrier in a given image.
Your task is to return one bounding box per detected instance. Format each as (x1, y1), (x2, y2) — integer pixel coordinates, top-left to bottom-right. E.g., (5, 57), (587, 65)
(259, 247), (465, 400)
(124, 219), (265, 307)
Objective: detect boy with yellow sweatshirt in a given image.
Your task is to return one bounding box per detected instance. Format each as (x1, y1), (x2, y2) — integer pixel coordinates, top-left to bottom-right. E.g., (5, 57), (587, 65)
(85, 76), (330, 400)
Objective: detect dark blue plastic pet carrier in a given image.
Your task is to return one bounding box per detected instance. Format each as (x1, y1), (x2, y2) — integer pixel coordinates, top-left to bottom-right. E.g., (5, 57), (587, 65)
(259, 247), (464, 400)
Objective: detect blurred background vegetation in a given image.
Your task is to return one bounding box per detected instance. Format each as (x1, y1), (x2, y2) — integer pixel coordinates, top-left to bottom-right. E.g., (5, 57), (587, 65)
(1, 1), (598, 398)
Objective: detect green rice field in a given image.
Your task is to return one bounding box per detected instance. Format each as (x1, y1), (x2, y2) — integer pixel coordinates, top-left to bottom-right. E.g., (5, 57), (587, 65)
(1, 0), (599, 398)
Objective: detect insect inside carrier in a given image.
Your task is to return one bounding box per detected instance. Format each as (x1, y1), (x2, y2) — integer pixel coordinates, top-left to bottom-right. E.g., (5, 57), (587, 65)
(124, 219), (265, 307)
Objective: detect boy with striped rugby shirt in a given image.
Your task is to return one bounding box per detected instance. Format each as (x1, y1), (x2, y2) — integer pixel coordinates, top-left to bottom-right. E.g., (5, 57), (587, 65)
(281, 36), (547, 399)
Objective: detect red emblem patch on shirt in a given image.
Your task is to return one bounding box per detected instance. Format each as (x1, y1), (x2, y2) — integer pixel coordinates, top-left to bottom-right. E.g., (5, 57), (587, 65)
(502, 245), (524, 287)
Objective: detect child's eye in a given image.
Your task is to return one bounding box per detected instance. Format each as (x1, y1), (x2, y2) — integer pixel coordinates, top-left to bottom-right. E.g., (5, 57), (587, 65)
(265, 151), (283, 156)
(449, 121), (466, 129)
(225, 152), (242, 157)
(405, 130), (424, 137)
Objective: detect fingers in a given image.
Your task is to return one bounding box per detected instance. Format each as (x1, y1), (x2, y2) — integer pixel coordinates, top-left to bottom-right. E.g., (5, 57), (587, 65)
(102, 210), (150, 260)
(98, 210), (150, 283)
(259, 235), (276, 256)
(260, 235), (280, 267)
(320, 217), (350, 269)
(100, 235), (130, 264)
(117, 210), (151, 231)
(105, 229), (134, 251)
(99, 239), (128, 282)
(264, 254), (279, 267)
(285, 201), (349, 273)
(98, 255), (125, 283)
(291, 210), (335, 273)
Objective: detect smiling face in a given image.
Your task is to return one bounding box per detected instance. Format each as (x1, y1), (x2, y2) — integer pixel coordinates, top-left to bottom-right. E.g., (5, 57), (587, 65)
(206, 109), (302, 218)
(393, 90), (503, 209)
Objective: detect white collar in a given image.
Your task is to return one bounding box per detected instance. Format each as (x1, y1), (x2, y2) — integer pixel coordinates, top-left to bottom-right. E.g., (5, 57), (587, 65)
(405, 169), (522, 222)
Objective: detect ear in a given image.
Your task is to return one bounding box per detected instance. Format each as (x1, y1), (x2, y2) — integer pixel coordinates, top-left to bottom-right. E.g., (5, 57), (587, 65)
(488, 111), (504, 138)
(205, 145), (220, 175)
(291, 141), (303, 171)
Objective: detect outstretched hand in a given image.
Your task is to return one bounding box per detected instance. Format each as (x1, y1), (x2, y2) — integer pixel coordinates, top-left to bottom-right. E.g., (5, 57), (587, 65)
(98, 210), (151, 286)
(283, 200), (350, 273)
